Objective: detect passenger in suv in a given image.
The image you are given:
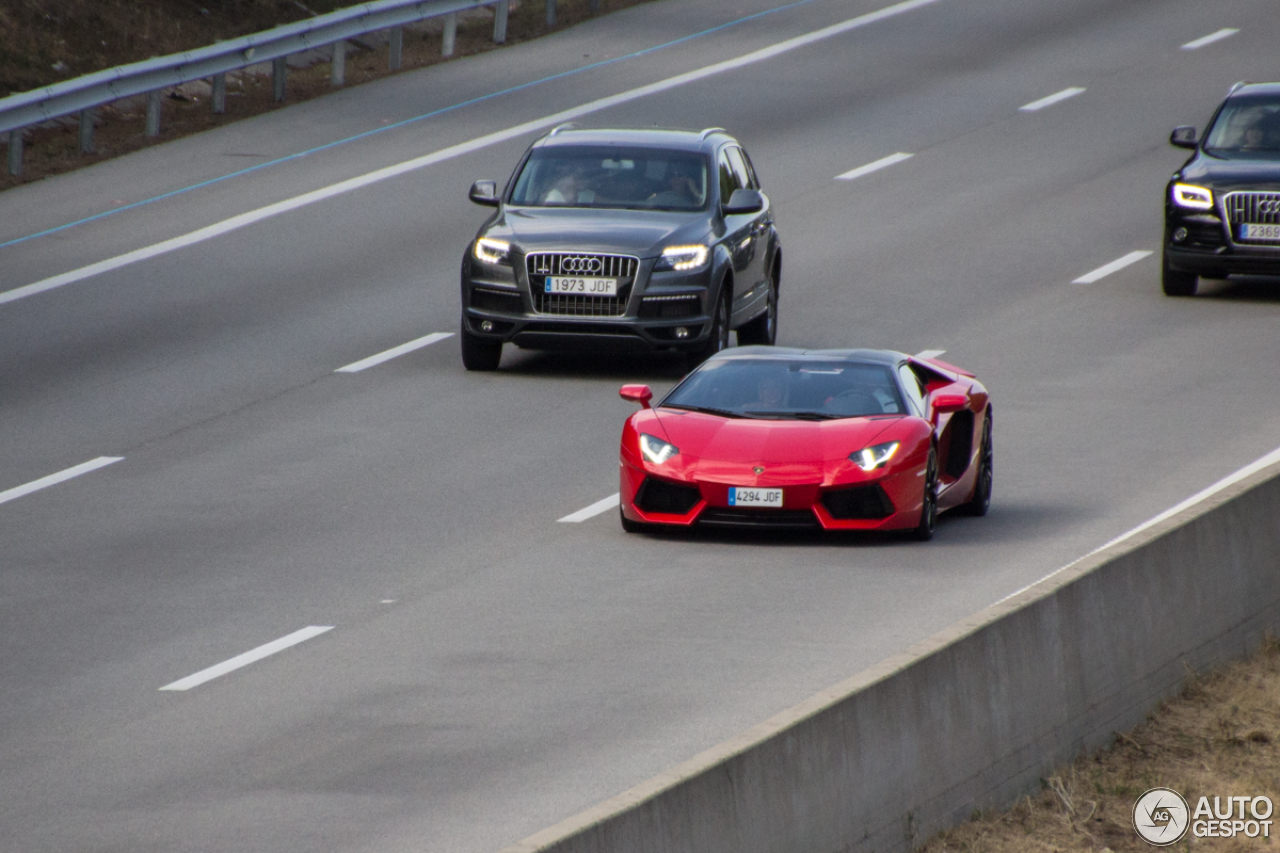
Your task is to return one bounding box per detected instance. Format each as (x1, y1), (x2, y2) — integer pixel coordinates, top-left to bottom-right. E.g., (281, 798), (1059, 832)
(459, 127), (781, 370)
(1163, 82), (1280, 296)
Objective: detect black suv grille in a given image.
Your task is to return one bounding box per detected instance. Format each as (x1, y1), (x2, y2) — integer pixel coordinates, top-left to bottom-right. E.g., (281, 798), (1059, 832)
(1225, 192), (1280, 243)
(639, 294), (701, 319)
(821, 485), (895, 520)
(634, 478), (701, 515)
(527, 253), (638, 317)
(470, 287), (523, 313)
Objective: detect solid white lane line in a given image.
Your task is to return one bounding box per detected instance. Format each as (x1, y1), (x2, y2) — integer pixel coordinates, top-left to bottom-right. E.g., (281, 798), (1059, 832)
(835, 152), (913, 181)
(1071, 250), (1152, 284)
(1019, 87), (1086, 112)
(159, 625), (334, 691)
(995, 445), (1280, 607)
(1, 0), (945, 307)
(1182, 28), (1239, 50)
(0, 456), (123, 506)
(913, 349), (946, 360)
(335, 332), (454, 373)
(559, 493), (621, 523)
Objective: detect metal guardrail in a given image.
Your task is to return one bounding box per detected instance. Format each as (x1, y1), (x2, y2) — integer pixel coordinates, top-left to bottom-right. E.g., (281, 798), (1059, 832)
(1, 0), (598, 177)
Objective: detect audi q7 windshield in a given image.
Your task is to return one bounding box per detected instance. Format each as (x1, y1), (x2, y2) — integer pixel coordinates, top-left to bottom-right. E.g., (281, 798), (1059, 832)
(509, 146), (710, 211)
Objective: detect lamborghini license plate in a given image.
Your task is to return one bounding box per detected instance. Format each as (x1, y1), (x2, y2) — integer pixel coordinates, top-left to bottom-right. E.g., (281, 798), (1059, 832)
(728, 487), (783, 508)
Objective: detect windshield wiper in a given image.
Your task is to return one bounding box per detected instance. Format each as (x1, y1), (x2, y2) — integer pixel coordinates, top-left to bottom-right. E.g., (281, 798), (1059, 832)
(747, 410), (841, 421)
(661, 404), (747, 418)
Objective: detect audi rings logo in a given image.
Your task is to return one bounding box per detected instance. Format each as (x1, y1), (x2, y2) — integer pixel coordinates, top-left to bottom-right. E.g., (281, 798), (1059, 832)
(1259, 199), (1280, 215)
(561, 256), (603, 274)
(1133, 788), (1190, 846)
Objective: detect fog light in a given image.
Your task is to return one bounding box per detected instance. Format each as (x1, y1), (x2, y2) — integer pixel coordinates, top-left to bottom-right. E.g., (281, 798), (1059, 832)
(1172, 227), (1188, 243)
(674, 326), (690, 339)
(480, 320), (494, 332)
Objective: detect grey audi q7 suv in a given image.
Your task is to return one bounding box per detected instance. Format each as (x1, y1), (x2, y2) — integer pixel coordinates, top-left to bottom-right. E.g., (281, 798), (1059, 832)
(459, 127), (781, 370)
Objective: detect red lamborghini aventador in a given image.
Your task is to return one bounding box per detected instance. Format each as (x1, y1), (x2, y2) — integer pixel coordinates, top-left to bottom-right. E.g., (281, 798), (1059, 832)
(618, 347), (992, 539)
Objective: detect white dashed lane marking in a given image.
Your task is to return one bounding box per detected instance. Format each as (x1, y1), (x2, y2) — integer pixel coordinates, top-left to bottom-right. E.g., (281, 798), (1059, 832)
(335, 332), (454, 373)
(1182, 28), (1239, 50)
(0, 0), (945, 307)
(1019, 87), (1086, 112)
(559, 493), (621, 523)
(0, 456), (123, 507)
(835, 153), (914, 181)
(159, 626), (334, 691)
(1071, 250), (1152, 284)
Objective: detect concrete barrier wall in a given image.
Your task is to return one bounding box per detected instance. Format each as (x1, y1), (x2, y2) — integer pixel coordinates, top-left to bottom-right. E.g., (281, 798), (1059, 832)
(501, 457), (1280, 853)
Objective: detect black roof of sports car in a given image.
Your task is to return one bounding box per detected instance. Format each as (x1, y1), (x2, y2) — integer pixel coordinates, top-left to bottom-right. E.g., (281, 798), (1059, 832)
(706, 346), (909, 365)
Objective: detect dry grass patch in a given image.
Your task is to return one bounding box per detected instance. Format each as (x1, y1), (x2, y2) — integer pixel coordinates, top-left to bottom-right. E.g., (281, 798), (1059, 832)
(923, 637), (1280, 852)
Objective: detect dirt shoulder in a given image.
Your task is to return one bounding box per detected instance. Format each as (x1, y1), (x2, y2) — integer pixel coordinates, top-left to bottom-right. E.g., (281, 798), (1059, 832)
(922, 638), (1280, 852)
(0, 0), (657, 189)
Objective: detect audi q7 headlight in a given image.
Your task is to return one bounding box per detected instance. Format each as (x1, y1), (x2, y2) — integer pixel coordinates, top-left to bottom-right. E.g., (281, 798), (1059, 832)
(639, 433), (680, 464)
(850, 441), (899, 472)
(474, 237), (512, 265)
(654, 245), (709, 272)
(1172, 183), (1213, 210)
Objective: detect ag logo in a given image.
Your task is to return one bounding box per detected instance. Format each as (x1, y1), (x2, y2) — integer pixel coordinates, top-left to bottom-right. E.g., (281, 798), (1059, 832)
(1134, 787), (1190, 846)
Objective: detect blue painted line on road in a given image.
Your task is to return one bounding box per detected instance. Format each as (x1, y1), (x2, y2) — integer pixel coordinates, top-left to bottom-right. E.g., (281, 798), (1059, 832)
(0, 0), (830, 253)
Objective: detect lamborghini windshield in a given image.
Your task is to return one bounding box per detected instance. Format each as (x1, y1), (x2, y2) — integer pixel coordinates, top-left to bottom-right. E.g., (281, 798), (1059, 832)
(509, 146), (710, 211)
(661, 358), (906, 419)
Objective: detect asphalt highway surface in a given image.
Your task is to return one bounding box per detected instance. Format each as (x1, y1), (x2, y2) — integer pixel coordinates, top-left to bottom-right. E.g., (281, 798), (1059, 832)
(3, 0), (1280, 850)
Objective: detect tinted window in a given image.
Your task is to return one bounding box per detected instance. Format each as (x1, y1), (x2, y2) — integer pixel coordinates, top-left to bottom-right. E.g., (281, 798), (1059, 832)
(1204, 97), (1280, 154)
(662, 358), (905, 420)
(509, 146), (710, 210)
(725, 147), (755, 191)
(897, 365), (927, 416)
(737, 147), (761, 188)
(717, 150), (741, 205)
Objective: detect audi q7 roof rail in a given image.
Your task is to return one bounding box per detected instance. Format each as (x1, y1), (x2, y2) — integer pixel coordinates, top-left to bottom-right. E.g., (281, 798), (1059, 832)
(699, 127), (728, 140)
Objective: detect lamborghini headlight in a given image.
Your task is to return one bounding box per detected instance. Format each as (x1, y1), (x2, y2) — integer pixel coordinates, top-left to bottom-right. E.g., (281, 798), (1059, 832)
(1172, 183), (1213, 210)
(850, 441), (899, 472)
(474, 237), (511, 265)
(639, 433), (680, 464)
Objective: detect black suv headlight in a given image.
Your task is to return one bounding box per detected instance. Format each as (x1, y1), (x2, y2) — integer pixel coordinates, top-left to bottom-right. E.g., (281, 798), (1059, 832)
(1171, 183), (1213, 211)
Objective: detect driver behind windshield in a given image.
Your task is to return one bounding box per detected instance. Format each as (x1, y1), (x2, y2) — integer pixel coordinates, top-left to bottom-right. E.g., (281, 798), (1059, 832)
(646, 162), (703, 209)
(663, 360), (904, 419)
(510, 147), (708, 209)
(1205, 102), (1280, 152)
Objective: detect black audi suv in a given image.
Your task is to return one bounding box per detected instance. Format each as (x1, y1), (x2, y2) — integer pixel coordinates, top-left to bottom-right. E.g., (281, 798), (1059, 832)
(1163, 81), (1280, 296)
(458, 127), (781, 370)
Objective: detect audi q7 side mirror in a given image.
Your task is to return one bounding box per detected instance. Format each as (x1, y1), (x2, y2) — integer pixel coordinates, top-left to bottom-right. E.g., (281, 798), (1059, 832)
(722, 188), (764, 215)
(469, 180), (500, 206)
(1170, 126), (1199, 149)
